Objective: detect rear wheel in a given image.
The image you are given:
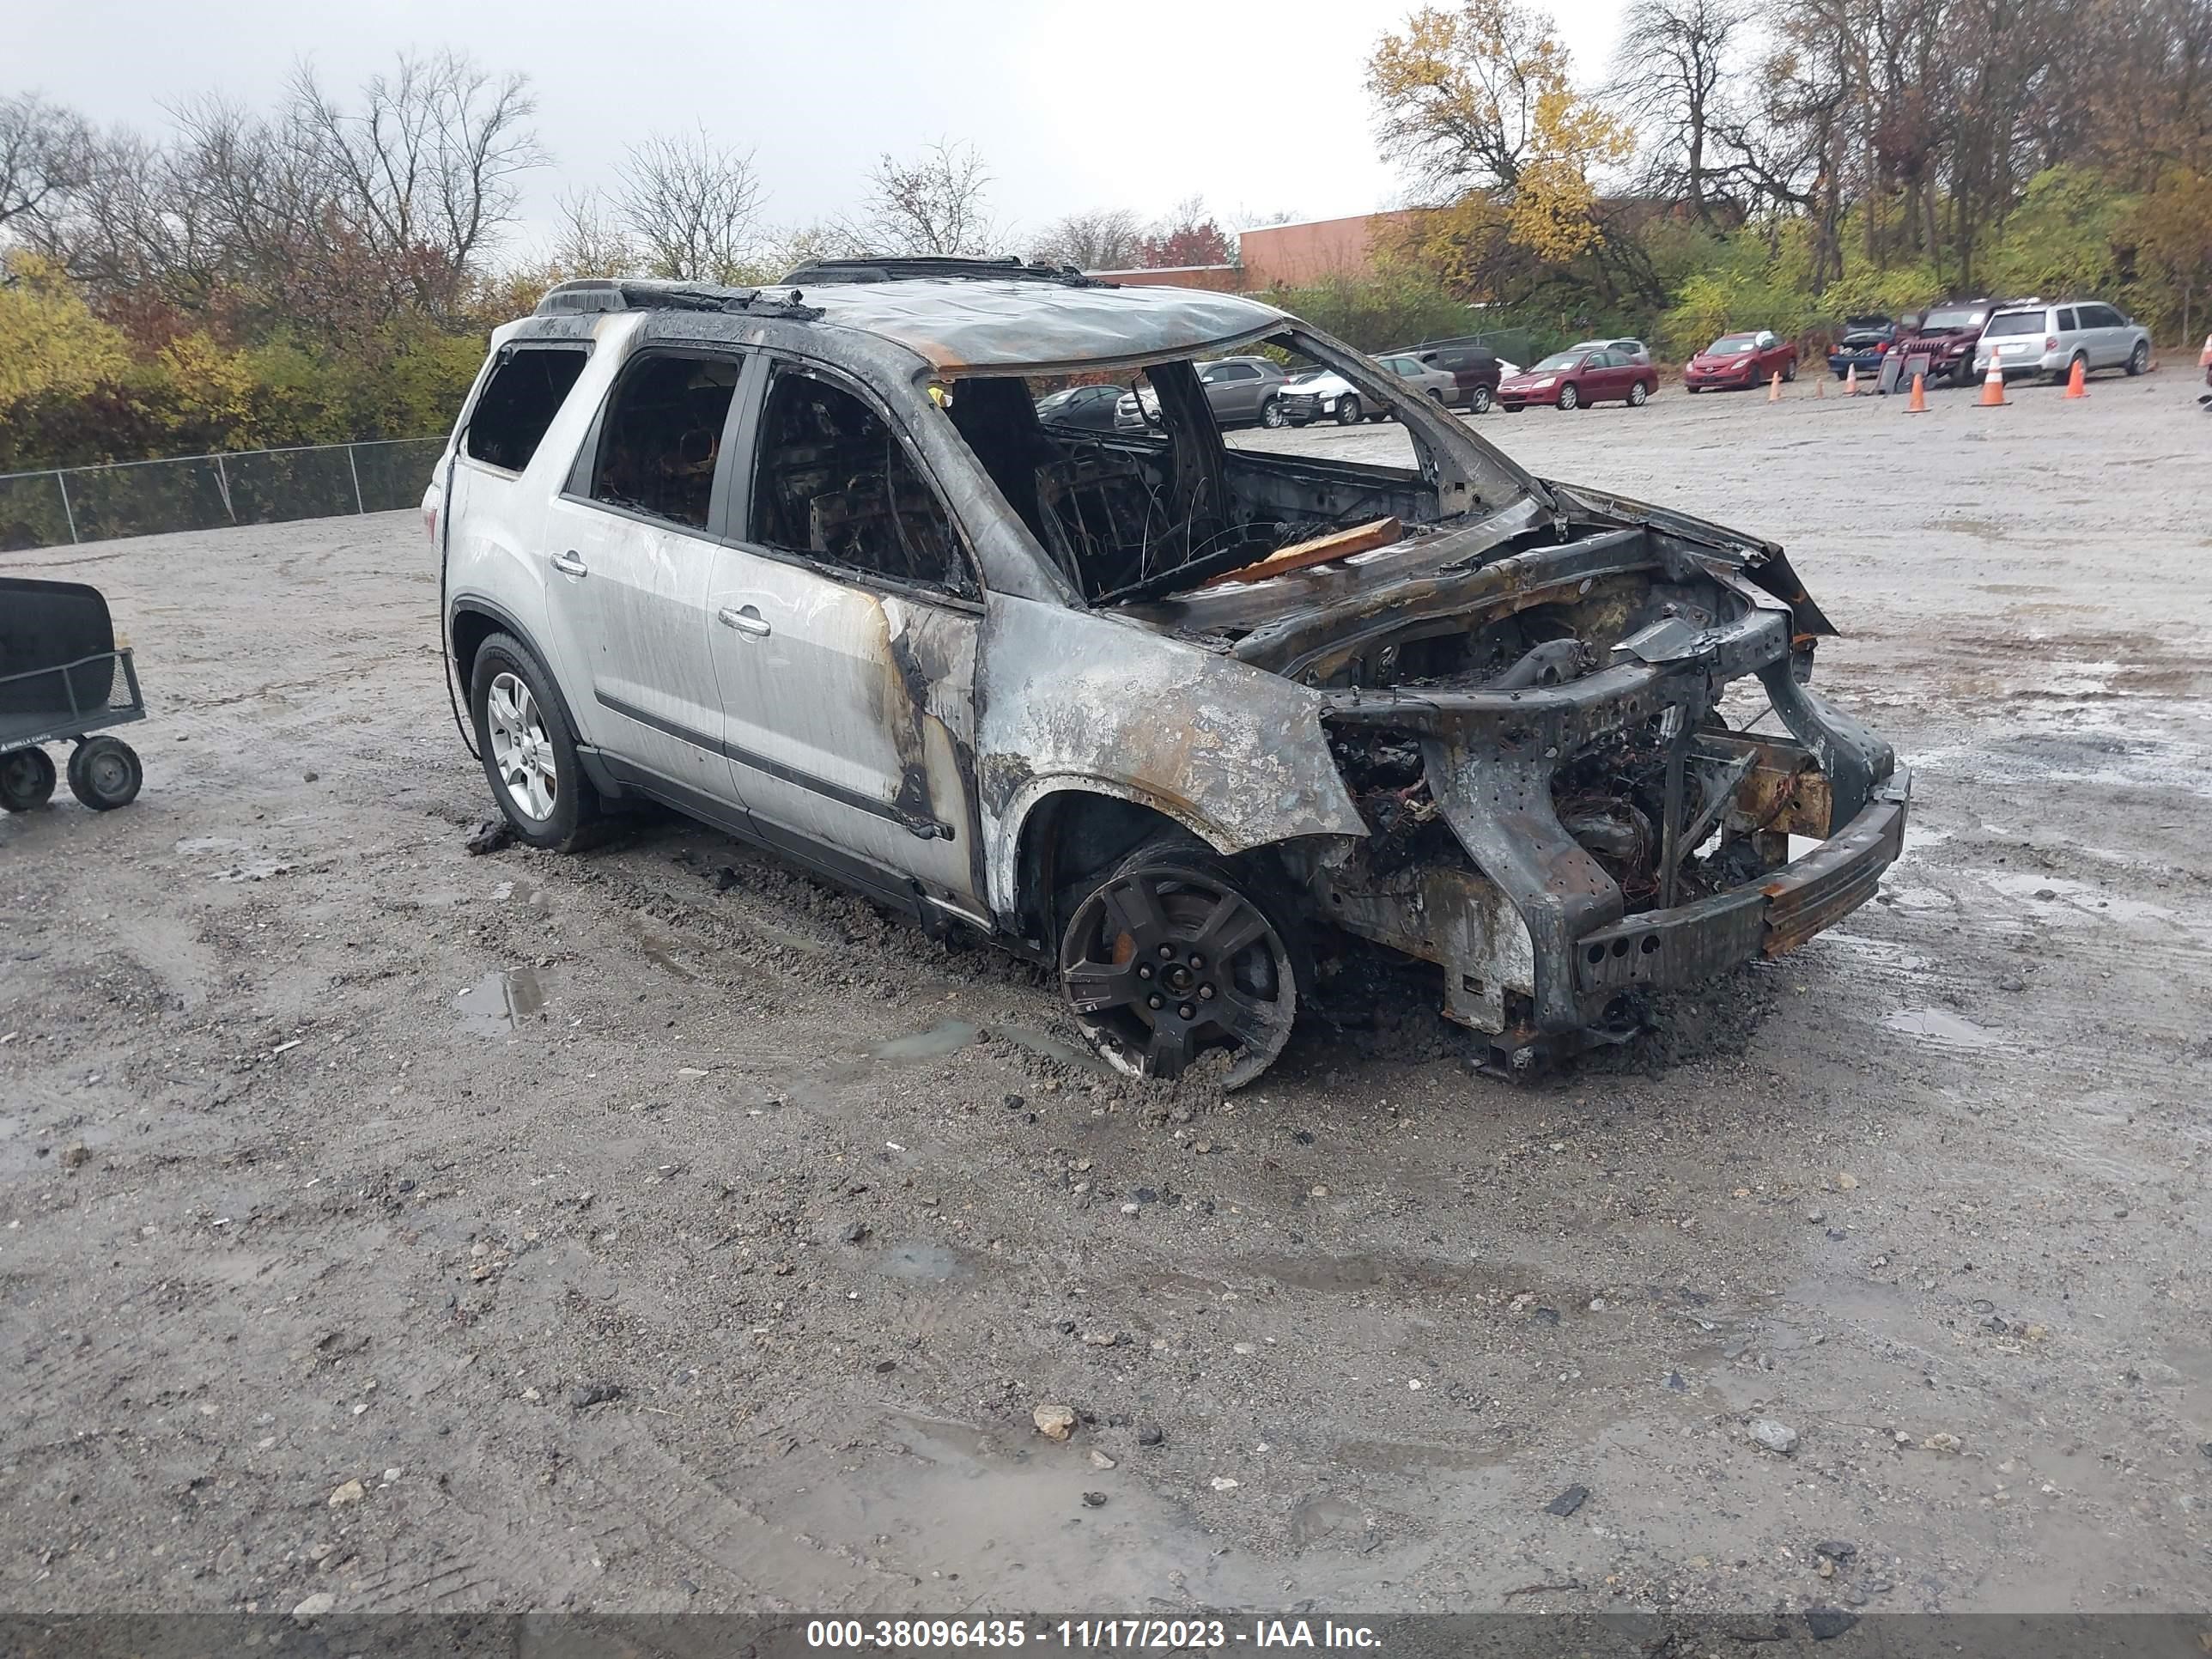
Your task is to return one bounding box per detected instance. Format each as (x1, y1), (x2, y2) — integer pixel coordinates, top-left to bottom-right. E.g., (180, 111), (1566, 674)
(1259, 397), (1285, 428)
(1783, 356), (1798, 381)
(1, 747), (57, 812)
(1628, 380), (1650, 407)
(1334, 395), (1362, 425)
(1558, 382), (1581, 410)
(470, 633), (601, 852)
(1469, 385), (1493, 414)
(1058, 836), (1300, 1089)
(67, 737), (142, 810)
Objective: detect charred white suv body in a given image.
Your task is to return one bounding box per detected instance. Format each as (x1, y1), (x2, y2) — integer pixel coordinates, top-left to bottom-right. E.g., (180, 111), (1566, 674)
(427, 257), (1908, 1085)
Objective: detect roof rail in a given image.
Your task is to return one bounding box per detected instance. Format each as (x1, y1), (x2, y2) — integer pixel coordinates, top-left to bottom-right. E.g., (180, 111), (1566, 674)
(534, 278), (823, 320)
(781, 255), (1114, 289)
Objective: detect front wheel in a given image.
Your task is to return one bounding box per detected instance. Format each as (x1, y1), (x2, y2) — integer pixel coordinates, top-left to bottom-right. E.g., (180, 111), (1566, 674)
(1, 747), (57, 812)
(1627, 380), (1650, 407)
(1557, 383), (1580, 410)
(470, 633), (601, 852)
(67, 737), (142, 810)
(1059, 836), (1300, 1089)
(1259, 398), (1285, 428)
(2125, 339), (2149, 376)
(1469, 385), (1493, 414)
(1334, 395), (1363, 425)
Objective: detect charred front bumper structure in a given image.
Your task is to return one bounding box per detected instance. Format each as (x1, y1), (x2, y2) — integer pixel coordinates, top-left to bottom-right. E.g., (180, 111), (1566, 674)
(1261, 519), (1910, 1065)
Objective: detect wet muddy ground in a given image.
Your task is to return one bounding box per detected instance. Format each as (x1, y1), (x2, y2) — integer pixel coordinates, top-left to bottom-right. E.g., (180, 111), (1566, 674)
(2, 369), (2207, 1618)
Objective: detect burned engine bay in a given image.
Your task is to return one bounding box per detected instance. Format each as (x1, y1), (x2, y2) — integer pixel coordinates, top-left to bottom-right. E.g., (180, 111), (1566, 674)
(1127, 504), (1911, 1068)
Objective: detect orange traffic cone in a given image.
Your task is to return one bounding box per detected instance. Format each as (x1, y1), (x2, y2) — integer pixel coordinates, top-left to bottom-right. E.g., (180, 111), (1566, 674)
(1978, 353), (2008, 407)
(1906, 371), (1928, 413)
(1768, 371), (1783, 402)
(1844, 364), (1859, 396)
(2064, 357), (2087, 398)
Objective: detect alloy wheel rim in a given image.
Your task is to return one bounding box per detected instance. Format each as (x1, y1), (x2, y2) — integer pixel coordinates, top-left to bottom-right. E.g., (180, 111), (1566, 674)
(487, 671), (558, 821)
(1060, 868), (1295, 1085)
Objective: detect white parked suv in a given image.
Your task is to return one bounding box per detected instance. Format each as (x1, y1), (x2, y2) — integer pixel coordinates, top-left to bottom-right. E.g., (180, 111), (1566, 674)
(424, 257), (1906, 1085)
(1973, 299), (2153, 385)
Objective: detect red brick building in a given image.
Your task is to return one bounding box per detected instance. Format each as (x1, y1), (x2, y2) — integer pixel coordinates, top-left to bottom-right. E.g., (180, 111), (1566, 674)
(1088, 210), (1422, 293)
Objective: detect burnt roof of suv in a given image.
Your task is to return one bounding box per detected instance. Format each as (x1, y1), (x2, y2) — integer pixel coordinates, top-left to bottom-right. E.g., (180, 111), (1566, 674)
(532, 264), (1291, 374)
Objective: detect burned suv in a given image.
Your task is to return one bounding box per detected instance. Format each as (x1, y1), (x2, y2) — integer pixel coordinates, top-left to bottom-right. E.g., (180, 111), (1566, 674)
(427, 257), (1908, 1085)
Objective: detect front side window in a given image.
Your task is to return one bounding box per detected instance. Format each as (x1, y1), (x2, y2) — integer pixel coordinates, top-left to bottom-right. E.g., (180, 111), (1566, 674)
(466, 347), (588, 472)
(590, 353), (740, 531)
(750, 368), (975, 600)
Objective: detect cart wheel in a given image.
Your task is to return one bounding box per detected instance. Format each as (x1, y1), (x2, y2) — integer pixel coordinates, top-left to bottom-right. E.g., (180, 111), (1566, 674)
(68, 737), (143, 811)
(1, 747), (58, 812)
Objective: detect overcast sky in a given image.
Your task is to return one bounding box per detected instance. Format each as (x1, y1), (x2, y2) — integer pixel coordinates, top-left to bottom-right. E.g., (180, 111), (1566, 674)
(17, 0), (1630, 253)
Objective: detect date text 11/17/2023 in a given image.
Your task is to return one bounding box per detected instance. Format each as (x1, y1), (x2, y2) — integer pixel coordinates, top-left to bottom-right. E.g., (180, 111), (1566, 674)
(804, 1618), (1383, 1650)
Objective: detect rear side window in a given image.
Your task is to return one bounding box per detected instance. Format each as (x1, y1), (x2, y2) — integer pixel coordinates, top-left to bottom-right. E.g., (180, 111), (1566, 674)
(750, 368), (975, 600)
(465, 347), (588, 471)
(589, 353), (742, 532)
(2057, 308), (2077, 331)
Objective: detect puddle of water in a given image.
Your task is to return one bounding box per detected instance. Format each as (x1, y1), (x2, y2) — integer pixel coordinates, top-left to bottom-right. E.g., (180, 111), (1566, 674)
(456, 968), (544, 1036)
(174, 836), (247, 856)
(874, 1241), (965, 1281)
(1983, 871), (2179, 928)
(873, 1018), (983, 1062)
(1882, 1007), (1996, 1048)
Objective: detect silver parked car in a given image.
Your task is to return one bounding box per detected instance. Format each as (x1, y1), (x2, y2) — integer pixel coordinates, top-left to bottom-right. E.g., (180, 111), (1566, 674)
(1373, 351), (1461, 407)
(1567, 337), (1652, 367)
(424, 258), (1907, 1086)
(1973, 299), (2153, 385)
(1116, 354), (1286, 431)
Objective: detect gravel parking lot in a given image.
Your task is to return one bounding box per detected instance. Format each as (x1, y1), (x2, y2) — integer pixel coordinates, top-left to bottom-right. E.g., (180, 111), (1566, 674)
(3, 368), (2207, 1619)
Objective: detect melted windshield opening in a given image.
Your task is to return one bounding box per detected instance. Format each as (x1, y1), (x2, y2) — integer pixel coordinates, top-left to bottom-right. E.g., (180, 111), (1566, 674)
(942, 330), (1518, 606)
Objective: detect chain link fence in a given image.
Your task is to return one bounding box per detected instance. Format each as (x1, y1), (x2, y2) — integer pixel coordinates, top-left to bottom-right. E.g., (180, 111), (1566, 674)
(0, 437), (447, 554)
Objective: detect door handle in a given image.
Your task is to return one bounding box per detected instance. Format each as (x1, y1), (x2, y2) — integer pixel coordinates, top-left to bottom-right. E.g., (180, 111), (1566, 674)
(550, 550), (588, 577)
(717, 605), (771, 637)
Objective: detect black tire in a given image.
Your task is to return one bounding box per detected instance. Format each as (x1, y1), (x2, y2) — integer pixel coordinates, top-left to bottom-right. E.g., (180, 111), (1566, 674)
(2054, 353), (2085, 387)
(1, 747), (57, 812)
(66, 737), (142, 810)
(469, 631), (601, 852)
(1058, 833), (1302, 1089)
(1783, 356), (1798, 381)
(1628, 380), (1650, 407)
(2126, 339), (2149, 376)
(1469, 385), (1493, 414)
(1259, 397), (1285, 428)
(1334, 395), (1362, 425)
(1558, 382), (1581, 410)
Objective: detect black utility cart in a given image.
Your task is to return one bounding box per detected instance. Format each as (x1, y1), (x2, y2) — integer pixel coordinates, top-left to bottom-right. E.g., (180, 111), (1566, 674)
(0, 577), (147, 812)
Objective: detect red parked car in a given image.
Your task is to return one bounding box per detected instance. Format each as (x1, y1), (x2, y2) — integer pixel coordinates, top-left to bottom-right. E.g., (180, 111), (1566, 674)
(1496, 346), (1658, 411)
(1683, 330), (1799, 392)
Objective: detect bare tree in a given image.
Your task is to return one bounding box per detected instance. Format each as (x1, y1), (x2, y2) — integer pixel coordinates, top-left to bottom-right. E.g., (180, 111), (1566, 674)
(613, 127), (765, 283)
(289, 50), (545, 319)
(1026, 206), (1144, 270)
(552, 188), (638, 277)
(0, 93), (93, 235)
(1612, 0), (1748, 223)
(846, 141), (998, 256)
